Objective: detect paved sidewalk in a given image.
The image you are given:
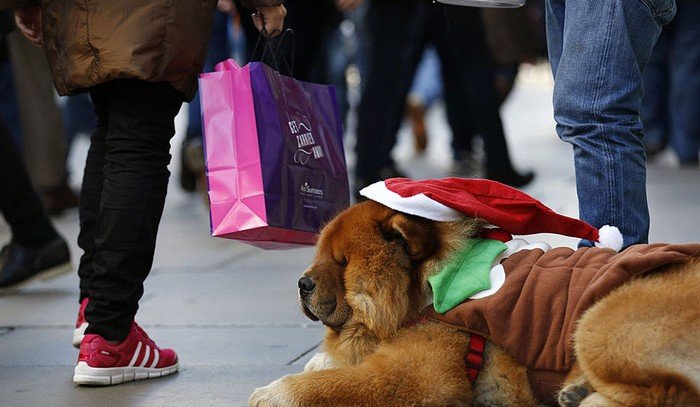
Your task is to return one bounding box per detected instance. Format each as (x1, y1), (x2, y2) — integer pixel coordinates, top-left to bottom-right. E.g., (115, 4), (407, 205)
(1, 70), (698, 406)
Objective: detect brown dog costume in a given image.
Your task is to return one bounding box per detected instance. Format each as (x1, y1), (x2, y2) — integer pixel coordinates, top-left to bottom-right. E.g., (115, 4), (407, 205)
(423, 243), (700, 403)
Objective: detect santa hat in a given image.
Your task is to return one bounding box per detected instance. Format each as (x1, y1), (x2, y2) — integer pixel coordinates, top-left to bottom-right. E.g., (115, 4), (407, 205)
(359, 178), (623, 252)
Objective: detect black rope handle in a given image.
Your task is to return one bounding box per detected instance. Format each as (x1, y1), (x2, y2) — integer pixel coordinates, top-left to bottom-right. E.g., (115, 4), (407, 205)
(252, 23), (283, 71)
(274, 28), (296, 77)
(249, 13), (295, 76)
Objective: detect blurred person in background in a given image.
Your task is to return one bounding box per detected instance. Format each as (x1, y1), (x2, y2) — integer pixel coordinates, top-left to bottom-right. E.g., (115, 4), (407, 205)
(641, 0), (699, 168)
(354, 0), (533, 199)
(180, 1), (242, 197)
(405, 46), (442, 155)
(546, 0), (675, 249)
(7, 0), (285, 385)
(7, 32), (78, 215)
(481, 4), (545, 105)
(0, 10), (70, 295)
(0, 10), (20, 146)
(405, 4), (545, 171)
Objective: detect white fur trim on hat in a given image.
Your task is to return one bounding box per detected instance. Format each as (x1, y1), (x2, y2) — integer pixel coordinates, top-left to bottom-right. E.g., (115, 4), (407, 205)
(595, 225), (623, 252)
(359, 181), (464, 221)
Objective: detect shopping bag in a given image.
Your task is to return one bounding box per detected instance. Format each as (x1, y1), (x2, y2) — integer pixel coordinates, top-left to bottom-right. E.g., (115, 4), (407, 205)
(199, 59), (349, 248)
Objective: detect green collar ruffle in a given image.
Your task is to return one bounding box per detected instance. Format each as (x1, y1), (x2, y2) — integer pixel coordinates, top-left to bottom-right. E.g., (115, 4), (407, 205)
(428, 238), (507, 313)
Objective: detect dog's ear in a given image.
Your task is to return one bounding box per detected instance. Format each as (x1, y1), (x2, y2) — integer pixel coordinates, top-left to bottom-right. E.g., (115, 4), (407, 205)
(382, 213), (438, 262)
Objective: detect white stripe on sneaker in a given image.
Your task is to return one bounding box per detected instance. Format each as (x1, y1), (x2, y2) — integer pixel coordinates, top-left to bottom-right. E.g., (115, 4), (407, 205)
(149, 348), (159, 368)
(139, 345), (151, 368)
(128, 341), (143, 367)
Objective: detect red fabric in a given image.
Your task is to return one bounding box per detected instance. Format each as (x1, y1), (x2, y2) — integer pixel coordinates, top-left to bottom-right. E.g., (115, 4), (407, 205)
(479, 228), (513, 243)
(466, 334), (486, 383)
(76, 298), (88, 329)
(385, 178), (600, 242)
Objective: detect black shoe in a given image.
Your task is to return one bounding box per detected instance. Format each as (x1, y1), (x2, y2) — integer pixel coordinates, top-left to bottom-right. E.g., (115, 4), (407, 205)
(486, 168), (535, 188)
(354, 167), (407, 202)
(0, 237), (71, 295)
(377, 166), (406, 180)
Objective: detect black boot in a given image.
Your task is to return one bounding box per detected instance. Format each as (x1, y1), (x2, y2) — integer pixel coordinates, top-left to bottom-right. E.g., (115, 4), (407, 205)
(486, 168), (535, 188)
(0, 237), (71, 295)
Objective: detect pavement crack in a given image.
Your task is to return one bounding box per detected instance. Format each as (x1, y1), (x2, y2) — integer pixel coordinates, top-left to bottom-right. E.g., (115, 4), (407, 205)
(285, 341), (321, 366)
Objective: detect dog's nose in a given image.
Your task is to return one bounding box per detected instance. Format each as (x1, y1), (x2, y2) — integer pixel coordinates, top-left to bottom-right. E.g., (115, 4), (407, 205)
(298, 276), (316, 293)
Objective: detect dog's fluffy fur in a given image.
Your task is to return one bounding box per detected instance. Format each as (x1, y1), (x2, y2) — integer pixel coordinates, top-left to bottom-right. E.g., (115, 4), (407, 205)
(250, 201), (700, 407)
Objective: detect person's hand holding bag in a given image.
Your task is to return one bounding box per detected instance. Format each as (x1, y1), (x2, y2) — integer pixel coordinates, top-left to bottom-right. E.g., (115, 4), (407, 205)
(252, 5), (286, 37)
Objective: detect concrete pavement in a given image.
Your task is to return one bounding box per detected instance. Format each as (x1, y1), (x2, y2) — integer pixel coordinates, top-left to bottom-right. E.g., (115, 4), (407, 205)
(1, 66), (698, 406)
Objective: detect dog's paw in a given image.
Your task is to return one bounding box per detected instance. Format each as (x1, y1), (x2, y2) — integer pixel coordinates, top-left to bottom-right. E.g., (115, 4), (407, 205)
(557, 381), (591, 407)
(304, 352), (334, 372)
(249, 377), (295, 407)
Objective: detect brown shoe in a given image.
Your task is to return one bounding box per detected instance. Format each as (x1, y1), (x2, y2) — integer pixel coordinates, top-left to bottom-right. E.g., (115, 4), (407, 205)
(406, 97), (428, 154)
(40, 182), (80, 216)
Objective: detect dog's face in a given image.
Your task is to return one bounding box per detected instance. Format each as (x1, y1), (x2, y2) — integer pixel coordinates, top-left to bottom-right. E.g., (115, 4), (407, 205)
(299, 201), (478, 339)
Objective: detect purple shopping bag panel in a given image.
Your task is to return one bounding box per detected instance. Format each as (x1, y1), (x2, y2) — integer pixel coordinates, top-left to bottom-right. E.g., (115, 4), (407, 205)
(249, 62), (350, 234)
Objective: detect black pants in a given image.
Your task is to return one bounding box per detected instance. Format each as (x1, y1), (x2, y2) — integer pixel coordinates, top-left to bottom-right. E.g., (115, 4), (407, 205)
(79, 80), (183, 342)
(355, 1), (514, 183)
(0, 118), (57, 247)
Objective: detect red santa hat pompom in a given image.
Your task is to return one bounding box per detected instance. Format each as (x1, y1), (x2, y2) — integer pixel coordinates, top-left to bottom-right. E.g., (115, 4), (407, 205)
(359, 177), (623, 252)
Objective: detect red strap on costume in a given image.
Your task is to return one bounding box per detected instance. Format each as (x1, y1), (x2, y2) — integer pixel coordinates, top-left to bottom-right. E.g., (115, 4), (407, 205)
(465, 334), (486, 383)
(479, 228), (513, 243)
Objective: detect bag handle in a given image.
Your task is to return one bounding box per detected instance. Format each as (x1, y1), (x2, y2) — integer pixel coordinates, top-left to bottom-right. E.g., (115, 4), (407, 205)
(252, 25), (296, 77)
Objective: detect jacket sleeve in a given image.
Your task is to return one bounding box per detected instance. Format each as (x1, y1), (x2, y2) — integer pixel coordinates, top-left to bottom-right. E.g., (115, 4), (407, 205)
(0, 0), (40, 11)
(239, 0), (283, 9)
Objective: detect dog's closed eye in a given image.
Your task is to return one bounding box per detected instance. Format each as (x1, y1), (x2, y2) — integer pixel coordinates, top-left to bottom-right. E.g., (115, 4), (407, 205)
(333, 251), (348, 266)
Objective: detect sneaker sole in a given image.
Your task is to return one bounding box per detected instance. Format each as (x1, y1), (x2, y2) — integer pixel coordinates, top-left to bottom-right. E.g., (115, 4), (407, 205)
(72, 323), (88, 348)
(0, 262), (72, 296)
(73, 361), (179, 386)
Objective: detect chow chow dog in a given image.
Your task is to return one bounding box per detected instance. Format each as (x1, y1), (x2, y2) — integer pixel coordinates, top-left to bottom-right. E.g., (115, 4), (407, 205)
(250, 201), (700, 407)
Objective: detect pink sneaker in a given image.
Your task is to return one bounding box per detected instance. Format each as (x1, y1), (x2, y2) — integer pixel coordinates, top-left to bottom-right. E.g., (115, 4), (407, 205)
(72, 298), (89, 348)
(73, 322), (178, 386)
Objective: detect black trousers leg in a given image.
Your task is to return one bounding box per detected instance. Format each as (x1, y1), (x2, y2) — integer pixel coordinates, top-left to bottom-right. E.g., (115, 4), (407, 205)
(82, 80), (183, 342)
(0, 117), (57, 247)
(431, 5), (514, 173)
(77, 90), (108, 302)
(355, 1), (428, 184)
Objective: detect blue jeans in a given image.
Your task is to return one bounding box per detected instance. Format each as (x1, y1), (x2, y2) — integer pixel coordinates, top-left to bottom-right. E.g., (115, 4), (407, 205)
(641, 0), (700, 165)
(546, 0), (676, 249)
(410, 46), (443, 108)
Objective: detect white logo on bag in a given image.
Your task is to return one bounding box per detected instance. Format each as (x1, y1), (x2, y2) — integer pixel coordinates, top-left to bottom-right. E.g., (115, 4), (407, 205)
(300, 182), (324, 197)
(297, 133), (315, 148)
(289, 119), (324, 165)
(294, 149), (312, 165)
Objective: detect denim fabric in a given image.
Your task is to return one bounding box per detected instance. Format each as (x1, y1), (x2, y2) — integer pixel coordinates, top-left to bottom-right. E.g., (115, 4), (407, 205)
(410, 46), (443, 108)
(641, 0), (700, 165)
(546, 0), (675, 249)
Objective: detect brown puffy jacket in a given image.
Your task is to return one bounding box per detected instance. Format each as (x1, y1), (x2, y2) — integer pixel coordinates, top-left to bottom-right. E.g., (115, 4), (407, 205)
(1, 0), (282, 99)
